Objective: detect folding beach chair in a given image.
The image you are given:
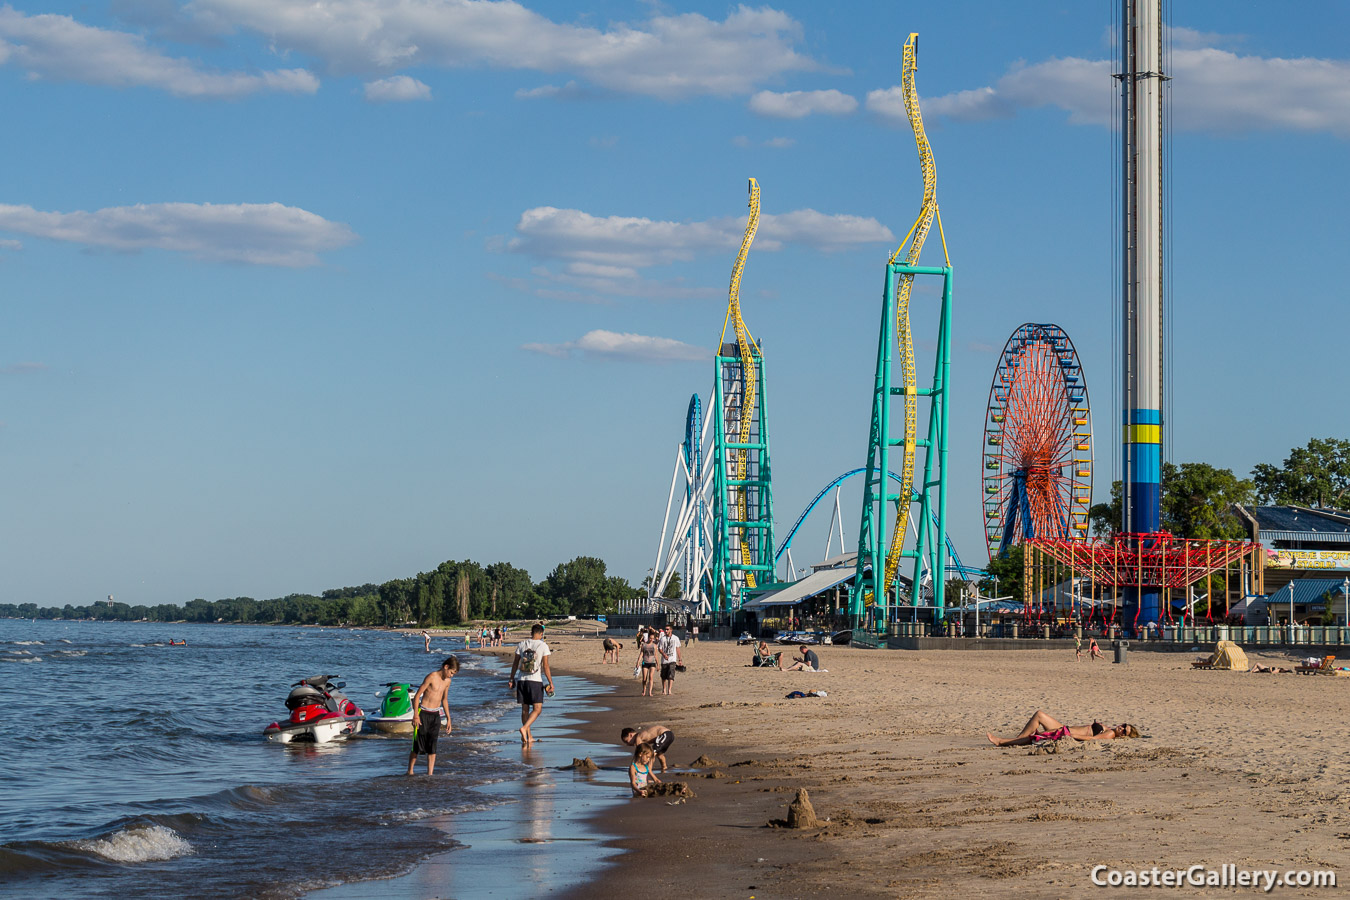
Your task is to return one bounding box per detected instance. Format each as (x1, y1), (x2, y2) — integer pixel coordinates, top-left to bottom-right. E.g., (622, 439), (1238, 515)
(752, 647), (782, 669)
(1296, 655), (1336, 675)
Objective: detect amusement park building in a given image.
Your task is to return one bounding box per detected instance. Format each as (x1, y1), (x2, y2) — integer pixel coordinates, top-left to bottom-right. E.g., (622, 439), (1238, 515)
(1235, 505), (1350, 612)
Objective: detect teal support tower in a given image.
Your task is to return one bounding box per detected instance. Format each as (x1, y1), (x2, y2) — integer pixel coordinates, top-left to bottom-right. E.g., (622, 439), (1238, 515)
(711, 344), (774, 611)
(850, 263), (953, 629)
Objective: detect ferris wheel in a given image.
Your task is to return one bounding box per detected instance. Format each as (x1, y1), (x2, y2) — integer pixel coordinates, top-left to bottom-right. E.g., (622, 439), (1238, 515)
(982, 323), (1092, 559)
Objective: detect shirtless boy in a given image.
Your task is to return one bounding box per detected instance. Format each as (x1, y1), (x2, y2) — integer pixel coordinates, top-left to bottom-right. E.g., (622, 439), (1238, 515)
(407, 656), (459, 775)
(620, 723), (674, 772)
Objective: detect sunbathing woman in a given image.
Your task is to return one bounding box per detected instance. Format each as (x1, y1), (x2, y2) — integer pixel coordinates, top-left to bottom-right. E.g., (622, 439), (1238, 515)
(986, 709), (1139, 746)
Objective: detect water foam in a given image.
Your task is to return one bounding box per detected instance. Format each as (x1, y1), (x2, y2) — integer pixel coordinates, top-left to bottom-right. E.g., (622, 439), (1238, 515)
(69, 824), (194, 863)
(2, 656), (41, 663)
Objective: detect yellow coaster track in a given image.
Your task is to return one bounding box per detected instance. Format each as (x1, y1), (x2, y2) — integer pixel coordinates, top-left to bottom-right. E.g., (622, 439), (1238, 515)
(720, 178), (762, 589)
(882, 34), (950, 597)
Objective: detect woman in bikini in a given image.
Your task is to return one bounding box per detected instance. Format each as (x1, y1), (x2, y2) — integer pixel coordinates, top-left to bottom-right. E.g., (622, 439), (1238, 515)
(986, 709), (1139, 746)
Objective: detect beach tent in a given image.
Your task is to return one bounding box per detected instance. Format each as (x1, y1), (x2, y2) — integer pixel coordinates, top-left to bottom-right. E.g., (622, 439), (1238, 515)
(1208, 641), (1249, 671)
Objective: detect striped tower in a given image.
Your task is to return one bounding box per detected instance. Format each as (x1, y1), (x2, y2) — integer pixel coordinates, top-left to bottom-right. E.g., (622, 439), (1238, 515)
(1120, 0), (1164, 628)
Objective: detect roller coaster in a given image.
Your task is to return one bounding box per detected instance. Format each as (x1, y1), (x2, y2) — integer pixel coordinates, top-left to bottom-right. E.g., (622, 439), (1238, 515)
(710, 179), (774, 611)
(851, 33), (954, 625)
(648, 394), (713, 609)
(775, 468), (984, 584)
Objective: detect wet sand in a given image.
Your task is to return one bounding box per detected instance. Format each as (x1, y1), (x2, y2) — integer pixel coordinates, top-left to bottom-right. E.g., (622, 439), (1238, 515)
(370, 629), (1349, 897)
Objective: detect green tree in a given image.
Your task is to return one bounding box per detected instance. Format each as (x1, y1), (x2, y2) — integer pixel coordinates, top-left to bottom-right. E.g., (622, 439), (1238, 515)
(539, 557), (614, 617)
(1253, 437), (1350, 508)
(979, 544), (1024, 601)
(1086, 462), (1253, 539)
(661, 571), (683, 600)
(486, 562), (536, 619)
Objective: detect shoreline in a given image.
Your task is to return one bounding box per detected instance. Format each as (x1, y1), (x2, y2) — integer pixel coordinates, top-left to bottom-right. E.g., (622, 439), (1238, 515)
(308, 650), (633, 900)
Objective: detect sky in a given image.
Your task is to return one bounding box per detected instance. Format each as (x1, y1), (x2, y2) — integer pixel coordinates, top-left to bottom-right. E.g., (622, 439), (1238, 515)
(1, 1), (1348, 607)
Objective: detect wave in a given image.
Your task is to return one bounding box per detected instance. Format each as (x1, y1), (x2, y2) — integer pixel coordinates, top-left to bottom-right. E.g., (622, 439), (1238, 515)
(377, 801), (497, 824)
(69, 822), (194, 863)
(455, 699), (517, 728)
(58, 638), (73, 643)
(9, 640), (44, 645)
(51, 649), (88, 657)
(2, 822), (195, 874)
(2, 656), (40, 663)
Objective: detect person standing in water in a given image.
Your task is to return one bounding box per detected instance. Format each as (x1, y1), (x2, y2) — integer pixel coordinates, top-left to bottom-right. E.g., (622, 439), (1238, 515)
(422, 630), (431, 653)
(507, 623), (554, 744)
(407, 656), (458, 775)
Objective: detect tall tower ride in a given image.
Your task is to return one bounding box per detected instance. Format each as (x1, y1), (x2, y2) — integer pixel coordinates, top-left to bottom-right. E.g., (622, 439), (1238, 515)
(1120, 0), (1165, 626)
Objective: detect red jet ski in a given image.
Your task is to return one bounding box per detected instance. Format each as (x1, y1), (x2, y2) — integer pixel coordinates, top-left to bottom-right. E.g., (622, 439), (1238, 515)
(263, 675), (365, 744)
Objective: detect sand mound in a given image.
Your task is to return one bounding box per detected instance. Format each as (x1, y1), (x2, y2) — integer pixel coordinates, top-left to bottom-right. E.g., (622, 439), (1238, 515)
(768, 788), (821, 828)
(690, 754), (723, 768)
(563, 757), (598, 771)
(645, 782), (695, 798)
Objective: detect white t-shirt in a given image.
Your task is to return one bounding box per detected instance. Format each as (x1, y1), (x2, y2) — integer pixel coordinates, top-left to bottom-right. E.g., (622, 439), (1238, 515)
(658, 633), (681, 661)
(515, 638), (551, 682)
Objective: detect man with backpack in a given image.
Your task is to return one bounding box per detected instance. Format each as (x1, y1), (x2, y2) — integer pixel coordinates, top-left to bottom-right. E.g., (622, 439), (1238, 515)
(507, 623), (554, 744)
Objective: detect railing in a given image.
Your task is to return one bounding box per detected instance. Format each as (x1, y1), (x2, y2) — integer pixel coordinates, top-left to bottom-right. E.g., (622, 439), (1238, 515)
(879, 623), (1350, 645)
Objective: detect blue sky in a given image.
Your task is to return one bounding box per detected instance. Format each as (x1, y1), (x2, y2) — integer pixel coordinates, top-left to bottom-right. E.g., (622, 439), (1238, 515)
(1, 1), (1347, 606)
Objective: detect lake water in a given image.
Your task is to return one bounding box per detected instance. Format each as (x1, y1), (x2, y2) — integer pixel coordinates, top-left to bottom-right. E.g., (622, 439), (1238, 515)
(0, 619), (621, 898)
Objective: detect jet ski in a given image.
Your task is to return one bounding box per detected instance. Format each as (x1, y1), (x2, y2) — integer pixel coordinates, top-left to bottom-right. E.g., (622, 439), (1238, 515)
(365, 682), (446, 735)
(263, 675), (365, 744)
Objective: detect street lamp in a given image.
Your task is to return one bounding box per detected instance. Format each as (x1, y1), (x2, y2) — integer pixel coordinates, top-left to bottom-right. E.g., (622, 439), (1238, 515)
(1342, 575), (1349, 633)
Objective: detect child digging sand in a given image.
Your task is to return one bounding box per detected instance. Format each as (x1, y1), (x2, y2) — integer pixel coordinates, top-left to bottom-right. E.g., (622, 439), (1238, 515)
(629, 742), (662, 797)
(620, 724), (674, 772)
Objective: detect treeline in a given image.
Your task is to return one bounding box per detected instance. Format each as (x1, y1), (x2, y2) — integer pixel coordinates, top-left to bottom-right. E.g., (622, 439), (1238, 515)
(0, 556), (636, 627)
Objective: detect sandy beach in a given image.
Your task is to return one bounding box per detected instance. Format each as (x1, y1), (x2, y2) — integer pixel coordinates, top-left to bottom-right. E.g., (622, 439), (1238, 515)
(449, 629), (1350, 898)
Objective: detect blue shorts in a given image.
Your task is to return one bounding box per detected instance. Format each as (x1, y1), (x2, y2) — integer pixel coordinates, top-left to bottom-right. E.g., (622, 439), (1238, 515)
(516, 680), (545, 706)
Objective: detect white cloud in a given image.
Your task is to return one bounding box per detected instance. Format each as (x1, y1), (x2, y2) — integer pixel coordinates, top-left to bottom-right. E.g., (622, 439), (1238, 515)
(763, 136), (795, 149)
(363, 74), (430, 102)
(535, 263), (716, 302)
(749, 88), (857, 119)
(0, 201), (357, 267)
(0, 7), (318, 98)
(0, 237), (21, 251)
(522, 329), (708, 362)
(515, 80), (584, 100)
(759, 209), (895, 251)
(506, 205), (893, 269)
(186, 0), (818, 99)
(874, 36), (1350, 137)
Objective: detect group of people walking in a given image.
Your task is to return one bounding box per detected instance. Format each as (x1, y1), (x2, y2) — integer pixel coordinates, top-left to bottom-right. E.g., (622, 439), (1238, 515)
(636, 625), (683, 696)
(602, 625), (685, 696)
